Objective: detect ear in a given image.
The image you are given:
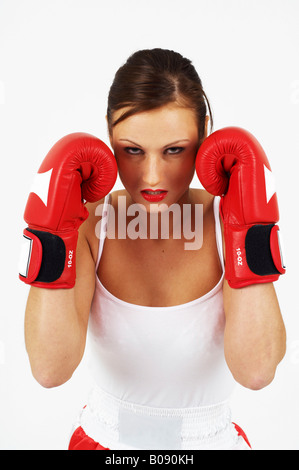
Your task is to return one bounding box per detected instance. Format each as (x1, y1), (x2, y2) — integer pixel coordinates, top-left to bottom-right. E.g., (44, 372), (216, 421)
(204, 115), (210, 139)
(105, 115), (113, 148)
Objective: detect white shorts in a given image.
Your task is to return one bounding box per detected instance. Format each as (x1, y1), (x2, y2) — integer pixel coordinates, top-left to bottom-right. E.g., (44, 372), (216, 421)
(69, 387), (251, 450)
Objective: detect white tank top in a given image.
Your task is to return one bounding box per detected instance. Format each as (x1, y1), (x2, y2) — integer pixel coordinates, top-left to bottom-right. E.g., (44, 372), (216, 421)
(88, 194), (235, 406)
(79, 194), (243, 450)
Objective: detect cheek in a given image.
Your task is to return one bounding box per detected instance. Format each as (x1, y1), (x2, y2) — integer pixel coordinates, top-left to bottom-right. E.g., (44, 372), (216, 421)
(169, 157), (196, 186)
(116, 158), (140, 187)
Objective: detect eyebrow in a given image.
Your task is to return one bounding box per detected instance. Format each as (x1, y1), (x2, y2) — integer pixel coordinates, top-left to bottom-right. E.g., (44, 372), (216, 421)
(118, 138), (190, 148)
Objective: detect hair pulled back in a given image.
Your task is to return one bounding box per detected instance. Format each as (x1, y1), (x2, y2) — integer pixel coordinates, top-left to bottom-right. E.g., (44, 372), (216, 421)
(107, 48), (213, 145)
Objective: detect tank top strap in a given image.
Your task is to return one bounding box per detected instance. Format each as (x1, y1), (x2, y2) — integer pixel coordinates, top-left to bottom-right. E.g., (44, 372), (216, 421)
(213, 196), (225, 271)
(95, 193), (112, 271)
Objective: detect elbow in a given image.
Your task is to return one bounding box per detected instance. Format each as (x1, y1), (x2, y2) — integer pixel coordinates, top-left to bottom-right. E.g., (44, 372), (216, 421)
(29, 362), (74, 389)
(226, 340), (286, 392)
(238, 373), (275, 391)
(232, 366), (276, 391)
(26, 346), (84, 389)
(238, 346), (287, 391)
(34, 373), (71, 389)
(33, 370), (73, 389)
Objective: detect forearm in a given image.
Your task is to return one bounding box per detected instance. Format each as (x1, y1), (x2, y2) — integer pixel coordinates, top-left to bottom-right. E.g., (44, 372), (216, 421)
(223, 281), (286, 390)
(25, 286), (88, 388)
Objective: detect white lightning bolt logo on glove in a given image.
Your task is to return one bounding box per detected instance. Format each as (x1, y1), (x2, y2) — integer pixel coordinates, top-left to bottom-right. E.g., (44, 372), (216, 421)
(264, 165), (276, 204)
(29, 168), (53, 207)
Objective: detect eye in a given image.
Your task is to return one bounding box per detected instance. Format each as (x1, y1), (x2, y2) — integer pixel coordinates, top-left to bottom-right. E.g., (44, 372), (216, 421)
(124, 147), (143, 155)
(165, 147), (185, 155)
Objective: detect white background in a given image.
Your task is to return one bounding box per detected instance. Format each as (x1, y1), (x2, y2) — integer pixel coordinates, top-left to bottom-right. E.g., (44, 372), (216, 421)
(0, 0), (298, 450)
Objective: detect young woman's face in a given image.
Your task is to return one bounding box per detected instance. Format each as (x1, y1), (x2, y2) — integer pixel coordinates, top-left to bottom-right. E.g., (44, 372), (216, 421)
(109, 103), (205, 211)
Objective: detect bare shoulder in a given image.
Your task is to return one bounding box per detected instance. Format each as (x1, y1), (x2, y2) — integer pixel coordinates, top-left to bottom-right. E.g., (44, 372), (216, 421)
(191, 188), (225, 258)
(81, 198), (105, 233)
(81, 190), (125, 262)
(190, 188), (215, 214)
(109, 188), (128, 207)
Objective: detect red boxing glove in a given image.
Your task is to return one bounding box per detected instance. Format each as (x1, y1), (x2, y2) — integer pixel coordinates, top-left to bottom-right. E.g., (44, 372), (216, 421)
(196, 127), (286, 288)
(19, 133), (117, 288)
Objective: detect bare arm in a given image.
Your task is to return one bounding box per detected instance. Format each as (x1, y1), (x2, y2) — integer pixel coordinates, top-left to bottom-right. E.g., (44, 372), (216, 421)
(24, 222), (96, 388)
(223, 280), (286, 390)
(220, 216), (286, 389)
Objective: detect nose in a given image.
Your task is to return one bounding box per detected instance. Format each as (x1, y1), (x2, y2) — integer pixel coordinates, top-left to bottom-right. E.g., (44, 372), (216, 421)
(142, 154), (162, 188)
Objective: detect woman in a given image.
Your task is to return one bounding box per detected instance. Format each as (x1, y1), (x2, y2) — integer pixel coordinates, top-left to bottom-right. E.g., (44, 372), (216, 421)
(23, 48), (286, 450)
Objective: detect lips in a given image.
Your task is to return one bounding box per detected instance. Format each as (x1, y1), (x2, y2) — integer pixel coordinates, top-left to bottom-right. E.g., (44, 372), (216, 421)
(141, 189), (168, 202)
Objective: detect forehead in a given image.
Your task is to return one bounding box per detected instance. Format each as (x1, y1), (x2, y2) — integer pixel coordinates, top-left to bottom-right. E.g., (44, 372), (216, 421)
(111, 104), (198, 144)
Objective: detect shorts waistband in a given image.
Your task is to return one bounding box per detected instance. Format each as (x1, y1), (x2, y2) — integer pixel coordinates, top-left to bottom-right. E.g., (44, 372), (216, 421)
(78, 387), (239, 450)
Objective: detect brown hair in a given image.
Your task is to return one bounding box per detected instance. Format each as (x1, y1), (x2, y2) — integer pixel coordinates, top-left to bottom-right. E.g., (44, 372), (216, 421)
(107, 48), (213, 145)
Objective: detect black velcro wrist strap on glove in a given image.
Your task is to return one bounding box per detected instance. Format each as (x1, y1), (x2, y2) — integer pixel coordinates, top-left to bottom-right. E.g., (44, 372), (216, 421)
(23, 228), (66, 283)
(245, 224), (284, 276)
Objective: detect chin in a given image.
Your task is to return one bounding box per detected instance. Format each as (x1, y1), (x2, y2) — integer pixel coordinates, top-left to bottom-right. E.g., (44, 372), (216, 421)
(134, 200), (170, 214)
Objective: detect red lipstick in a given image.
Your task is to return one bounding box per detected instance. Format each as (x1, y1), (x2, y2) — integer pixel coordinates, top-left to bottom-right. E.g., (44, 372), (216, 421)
(141, 189), (168, 202)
